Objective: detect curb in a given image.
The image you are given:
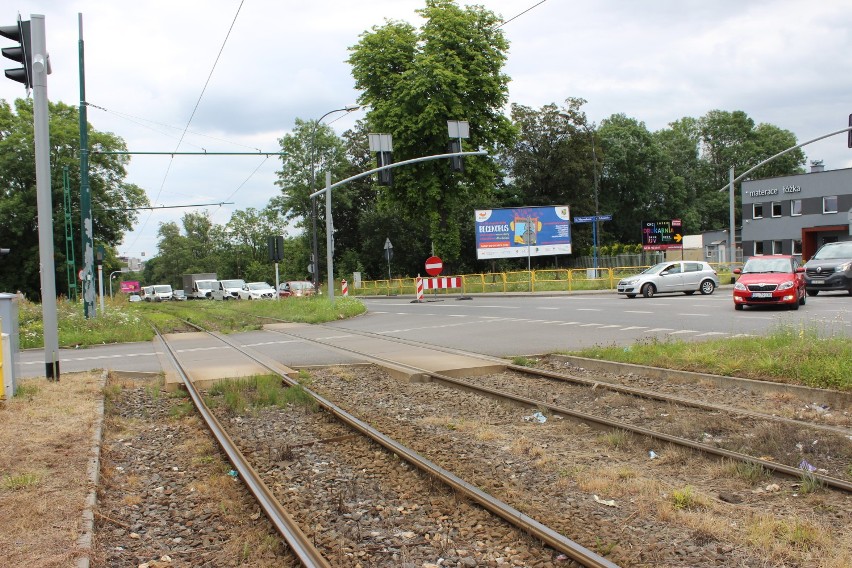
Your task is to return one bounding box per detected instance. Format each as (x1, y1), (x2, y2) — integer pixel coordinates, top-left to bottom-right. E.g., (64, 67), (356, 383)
(76, 370), (108, 568)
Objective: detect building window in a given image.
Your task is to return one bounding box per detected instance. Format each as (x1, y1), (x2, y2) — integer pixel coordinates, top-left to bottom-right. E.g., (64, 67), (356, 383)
(792, 239), (802, 256)
(791, 199), (802, 216)
(754, 241), (764, 255)
(771, 202), (782, 217)
(753, 203), (763, 219)
(773, 240), (784, 254)
(823, 196), (838, 214)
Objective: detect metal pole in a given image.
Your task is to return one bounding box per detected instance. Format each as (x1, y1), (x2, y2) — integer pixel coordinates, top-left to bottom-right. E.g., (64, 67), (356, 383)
(325, 171), (334, 303)
(78, 13), (95, 318)
(729, 167), (736, 267)
(98, 264), (104, 313)
(31, 14), (60, 380)
(527, 216), (532, 291)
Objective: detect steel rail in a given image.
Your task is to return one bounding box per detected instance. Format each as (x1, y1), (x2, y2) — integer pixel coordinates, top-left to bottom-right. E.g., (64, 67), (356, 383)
(241, 313), (850, 437)
(152, 329), (331, 568)
(264, 326), (852, 494)
(168, 319), (620, 568)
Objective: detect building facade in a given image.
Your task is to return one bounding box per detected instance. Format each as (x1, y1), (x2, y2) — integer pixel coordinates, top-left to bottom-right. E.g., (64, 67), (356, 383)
(740, 163), (852, 261)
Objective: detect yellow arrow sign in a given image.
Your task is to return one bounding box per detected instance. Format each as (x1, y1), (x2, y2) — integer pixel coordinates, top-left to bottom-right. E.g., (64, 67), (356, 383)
(673, 234), (682, 243)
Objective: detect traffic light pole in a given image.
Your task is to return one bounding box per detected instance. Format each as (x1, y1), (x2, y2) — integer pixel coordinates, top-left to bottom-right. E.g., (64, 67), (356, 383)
(31, 15), (59, 379)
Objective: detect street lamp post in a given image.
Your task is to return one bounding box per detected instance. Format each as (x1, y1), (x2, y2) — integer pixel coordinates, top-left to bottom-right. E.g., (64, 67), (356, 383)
(310, 105), (359, 291)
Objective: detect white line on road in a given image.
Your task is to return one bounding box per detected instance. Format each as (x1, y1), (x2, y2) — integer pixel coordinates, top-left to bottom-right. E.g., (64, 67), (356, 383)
(619, 326), (648, 331)
(624, 311), (653, 314)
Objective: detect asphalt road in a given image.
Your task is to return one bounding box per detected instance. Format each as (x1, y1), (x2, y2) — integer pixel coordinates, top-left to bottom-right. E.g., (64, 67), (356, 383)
(14, 288), (851, 378)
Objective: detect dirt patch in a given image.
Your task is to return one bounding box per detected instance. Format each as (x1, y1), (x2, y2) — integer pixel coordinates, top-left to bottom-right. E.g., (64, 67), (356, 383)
(0, 372), (103, 567)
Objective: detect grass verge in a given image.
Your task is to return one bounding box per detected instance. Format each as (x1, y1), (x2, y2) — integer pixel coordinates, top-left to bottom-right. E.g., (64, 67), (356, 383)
(17, 296), (366, 349)
(566, 324), (851, 391)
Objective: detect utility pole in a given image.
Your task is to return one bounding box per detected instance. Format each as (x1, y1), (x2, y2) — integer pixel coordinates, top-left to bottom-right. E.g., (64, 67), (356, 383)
(31, 15), (59, 379)
(78, 13), (95, 318)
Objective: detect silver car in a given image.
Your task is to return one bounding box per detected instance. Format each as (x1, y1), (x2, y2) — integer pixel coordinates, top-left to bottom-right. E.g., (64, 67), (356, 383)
(617, 261), (719, 298)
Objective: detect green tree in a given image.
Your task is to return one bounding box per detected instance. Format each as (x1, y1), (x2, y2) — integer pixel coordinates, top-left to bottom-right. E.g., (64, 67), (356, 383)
(0, 98), (148, 299)
(596, 114), (672, 244)
(348, 0), (514, 266)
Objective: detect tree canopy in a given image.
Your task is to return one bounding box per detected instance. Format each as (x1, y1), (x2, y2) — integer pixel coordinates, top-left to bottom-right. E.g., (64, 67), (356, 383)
(0, 98), (148, 299)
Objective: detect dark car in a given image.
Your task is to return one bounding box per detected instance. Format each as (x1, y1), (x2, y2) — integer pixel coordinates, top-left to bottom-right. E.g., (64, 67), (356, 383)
(733, 255), (806, 310)
(803, 241), (852, 296)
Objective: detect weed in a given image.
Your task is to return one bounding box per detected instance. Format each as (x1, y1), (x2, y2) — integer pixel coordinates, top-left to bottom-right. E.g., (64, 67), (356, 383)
(599, 429), (631, 450)
(170, 401), (195, 419)
(3, 472), (40, 490)
(511, 356), (537, 367)
(730, 460), (770, 484)
(594, 537), (618, 555)
(671, 485), (700, 510)
(798, 472), (823, 495)
(14, 383), (39, 399)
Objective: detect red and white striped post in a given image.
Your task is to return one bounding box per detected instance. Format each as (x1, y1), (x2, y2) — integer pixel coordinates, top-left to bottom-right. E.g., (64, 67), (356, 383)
(415, 276), (424, 302)
(341, 279), (348, 297)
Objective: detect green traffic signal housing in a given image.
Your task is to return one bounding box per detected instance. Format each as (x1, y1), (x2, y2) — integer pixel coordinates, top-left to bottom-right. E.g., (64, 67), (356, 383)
(0, 16), (32, 88)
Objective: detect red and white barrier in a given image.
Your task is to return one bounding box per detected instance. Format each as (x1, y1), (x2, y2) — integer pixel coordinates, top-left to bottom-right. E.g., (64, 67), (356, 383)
(341, 279), (348, 296)
(421, 277), (461, 290)
(416, 277), (424, 301)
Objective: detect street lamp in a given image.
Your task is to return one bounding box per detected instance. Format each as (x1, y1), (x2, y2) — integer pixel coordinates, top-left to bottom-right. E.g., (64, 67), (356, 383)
(108, 270), (123, 299)
(310, 105), (359, 291)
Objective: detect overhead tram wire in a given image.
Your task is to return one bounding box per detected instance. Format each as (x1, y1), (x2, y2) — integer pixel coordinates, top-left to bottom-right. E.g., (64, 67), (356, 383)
(495, 0), (548, 28)
(125, 1), (245, 255)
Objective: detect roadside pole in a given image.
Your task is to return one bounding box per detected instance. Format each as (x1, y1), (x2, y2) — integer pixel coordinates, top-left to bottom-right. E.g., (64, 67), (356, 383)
(31, 15), (59, 380)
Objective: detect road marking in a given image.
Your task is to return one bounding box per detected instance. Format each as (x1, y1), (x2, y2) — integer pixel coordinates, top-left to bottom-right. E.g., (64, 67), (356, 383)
(696, 332), (728, 337)
(558, 322), (580, 325)
(620, 326), (648, 331)
(678, 313), (709, 317)
(599, 325), (622, 329)
(576, 308), (602, 311)
(668, 330), (699, 335)
(580, 323), (601, 327)
(646, 328), (674, 332)
(538, 307), (560, 310)
(624, 310), (653, 314)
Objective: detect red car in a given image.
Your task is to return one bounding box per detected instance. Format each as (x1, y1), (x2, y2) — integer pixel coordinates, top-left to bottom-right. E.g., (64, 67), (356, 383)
(733, 255), (806, 310)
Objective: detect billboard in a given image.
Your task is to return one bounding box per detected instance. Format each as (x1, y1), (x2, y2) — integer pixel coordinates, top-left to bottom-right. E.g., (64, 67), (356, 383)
(120, 280), (141, 293)
(474, 206), (572, 260)
(642, 219), (684, 250)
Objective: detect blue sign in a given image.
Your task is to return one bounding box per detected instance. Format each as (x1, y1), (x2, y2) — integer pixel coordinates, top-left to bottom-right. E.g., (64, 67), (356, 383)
(574, 214), (612, 223)
(474, 206), (572, 260)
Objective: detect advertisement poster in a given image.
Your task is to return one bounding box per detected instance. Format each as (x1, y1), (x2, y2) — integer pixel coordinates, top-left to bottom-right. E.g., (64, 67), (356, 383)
(642, 219), (684, 251)
(474, 206), (572, 259)
(120, 280), (141, 293)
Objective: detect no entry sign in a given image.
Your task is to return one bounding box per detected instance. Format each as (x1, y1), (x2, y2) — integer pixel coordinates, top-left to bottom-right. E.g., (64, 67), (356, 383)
(425, 256), (443, 276)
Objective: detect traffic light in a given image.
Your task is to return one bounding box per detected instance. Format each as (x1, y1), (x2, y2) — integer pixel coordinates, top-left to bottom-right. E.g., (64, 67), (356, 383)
(0, 16), (32, 88)
(448, 139), (464, 172)
(377, 151), (393, 186)
(267, 235), (284, 262)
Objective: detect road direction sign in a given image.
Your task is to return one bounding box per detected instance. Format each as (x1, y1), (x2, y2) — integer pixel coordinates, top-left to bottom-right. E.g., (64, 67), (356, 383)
(425, 256), (443, 276)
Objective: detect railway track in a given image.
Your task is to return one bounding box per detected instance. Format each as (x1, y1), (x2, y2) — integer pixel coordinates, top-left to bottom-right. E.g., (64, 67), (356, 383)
(104, 303), (851, 566)
(153, 321), (619, 568)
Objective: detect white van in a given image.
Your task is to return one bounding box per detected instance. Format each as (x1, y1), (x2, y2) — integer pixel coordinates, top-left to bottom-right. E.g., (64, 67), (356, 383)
(216, 278), (246, 300)
(151, 284), (174, 301)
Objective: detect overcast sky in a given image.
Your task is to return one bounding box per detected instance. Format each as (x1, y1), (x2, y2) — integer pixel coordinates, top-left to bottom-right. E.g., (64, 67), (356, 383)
(2, 0), (851, 259)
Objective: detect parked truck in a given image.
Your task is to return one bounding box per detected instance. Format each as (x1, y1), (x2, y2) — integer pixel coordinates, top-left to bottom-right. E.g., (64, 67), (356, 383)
(183, 273), (218, 299)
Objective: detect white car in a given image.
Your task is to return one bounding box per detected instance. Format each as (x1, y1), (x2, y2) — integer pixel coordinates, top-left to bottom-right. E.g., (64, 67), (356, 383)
(238, 282), (276, 300)
(617, 261), (719, 298)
